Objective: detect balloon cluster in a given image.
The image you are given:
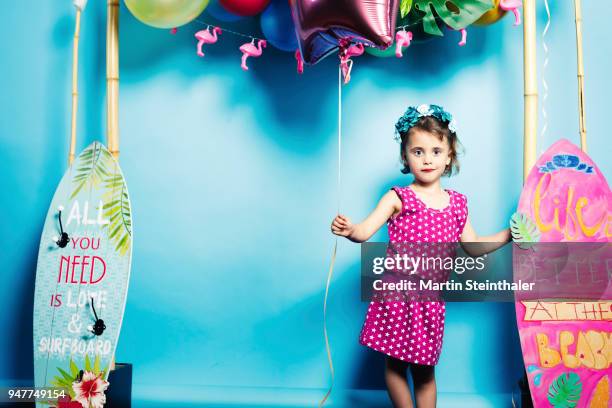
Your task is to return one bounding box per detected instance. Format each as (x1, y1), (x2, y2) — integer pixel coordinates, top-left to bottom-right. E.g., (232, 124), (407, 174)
(123, 0), (296, 51)
(123, 0), (522, 79)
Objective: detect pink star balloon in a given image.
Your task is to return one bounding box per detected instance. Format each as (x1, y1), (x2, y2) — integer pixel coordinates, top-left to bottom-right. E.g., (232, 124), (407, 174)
(290, 0), (399, 65)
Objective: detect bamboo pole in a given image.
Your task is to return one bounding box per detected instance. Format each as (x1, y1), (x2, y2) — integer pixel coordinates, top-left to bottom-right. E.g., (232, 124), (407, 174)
(69, 10), (81, 166)
(523, 0), (537, 183)
(107, 0), (119, 373)
(107, 0), (120, 159)
(574, 0), (587, 153)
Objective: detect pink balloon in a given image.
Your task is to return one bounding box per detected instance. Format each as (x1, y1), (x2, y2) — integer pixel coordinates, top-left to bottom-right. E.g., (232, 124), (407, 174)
(219, 0), (270, 17)
(290, 0), (399, 65)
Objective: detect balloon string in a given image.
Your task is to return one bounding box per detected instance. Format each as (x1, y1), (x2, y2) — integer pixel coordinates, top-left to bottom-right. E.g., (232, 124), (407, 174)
(319, 64), (342, 407)
(337, 64), (342, 212)
(194, 19), (263, 41)
(540, 0), (551, 148)
(319, 241), (337, 407)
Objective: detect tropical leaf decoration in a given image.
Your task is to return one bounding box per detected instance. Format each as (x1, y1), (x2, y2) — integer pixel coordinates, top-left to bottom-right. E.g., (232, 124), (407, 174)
(548, 372), (583, 408)
(70, 142), (113, 199)
(101, 167), (132, 256)
(410, 0), (492, 36)
(70, 142), (132, 256)
(510, 212), (541, 249)
(50, 354), (108, 399)
(400, 0), (413, 18)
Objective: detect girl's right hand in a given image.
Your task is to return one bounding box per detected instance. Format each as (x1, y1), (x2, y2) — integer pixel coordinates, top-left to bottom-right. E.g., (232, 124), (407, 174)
(331, 215), (354, 237)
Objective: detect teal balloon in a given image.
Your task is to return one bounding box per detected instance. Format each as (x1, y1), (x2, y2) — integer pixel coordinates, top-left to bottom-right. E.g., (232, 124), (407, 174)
(124, 0), (210, 29)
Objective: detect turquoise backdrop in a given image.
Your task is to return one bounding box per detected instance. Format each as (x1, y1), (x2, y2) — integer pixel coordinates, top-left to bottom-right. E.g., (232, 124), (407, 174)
(1, 1), (610, 406)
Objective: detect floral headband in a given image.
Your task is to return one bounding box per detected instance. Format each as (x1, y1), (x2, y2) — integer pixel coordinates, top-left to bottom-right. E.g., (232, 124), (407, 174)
(394, 104), (457, 142)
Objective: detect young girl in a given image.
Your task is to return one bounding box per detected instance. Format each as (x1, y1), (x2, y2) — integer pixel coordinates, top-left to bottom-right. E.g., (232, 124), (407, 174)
(331, 104), (510, 408)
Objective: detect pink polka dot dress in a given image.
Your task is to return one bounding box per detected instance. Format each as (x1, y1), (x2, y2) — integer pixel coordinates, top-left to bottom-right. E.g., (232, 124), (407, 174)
(358, 186), (468, 365)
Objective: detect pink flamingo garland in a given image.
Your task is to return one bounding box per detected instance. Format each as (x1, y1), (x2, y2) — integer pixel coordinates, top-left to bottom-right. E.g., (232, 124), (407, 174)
(500, 0), (522, 26)
(339, 41), (364, 84)
(194, 26), (222, 57)
(239, 39), (267, 71)
(295, 49), (304, 74)
(188, 6), (520, 74)
(395, 30), (412, 57)
(458, 28), (467, 46)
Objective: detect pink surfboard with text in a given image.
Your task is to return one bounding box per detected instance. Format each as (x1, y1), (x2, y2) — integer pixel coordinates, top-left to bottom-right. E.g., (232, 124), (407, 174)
(513, 139), (611, 407)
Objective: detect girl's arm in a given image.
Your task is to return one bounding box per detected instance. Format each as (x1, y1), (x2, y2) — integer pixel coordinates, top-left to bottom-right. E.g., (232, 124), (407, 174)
(331, 190), (401, 243)
(460, 217), (511, 257)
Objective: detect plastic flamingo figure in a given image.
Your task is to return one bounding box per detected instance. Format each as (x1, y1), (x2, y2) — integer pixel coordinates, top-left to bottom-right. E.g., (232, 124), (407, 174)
(458, 28), (467, 46)
(500, 0), (522, 26)
(240, 39), (267, 71)
(340, 43), (364, 84)
(395, 30), (412, 57)
(195, 26), (222, 57)
(295, 49), (304, 74)
(446, 26), (468, 47)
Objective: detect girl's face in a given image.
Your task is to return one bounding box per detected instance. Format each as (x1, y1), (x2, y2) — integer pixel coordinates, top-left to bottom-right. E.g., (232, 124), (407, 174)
(405, 129), (452, 183)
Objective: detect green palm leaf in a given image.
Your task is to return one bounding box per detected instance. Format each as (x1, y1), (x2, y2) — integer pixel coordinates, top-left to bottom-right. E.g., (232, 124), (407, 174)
(57, 368), (73, 383)
(400, 0), (413, 18)
(52, 367), (76, 398)
(70, 142), (112, 199)
(510, 212), (541, 249)
(548, 372), (582, 407)
(101, 364), (109, 379)
(85, 354), (92, 372)
(69, 359), (79, 377)
(93, 354), (101, 375)
(51, 376), (71, 388)
(100, 168), (132, 257)
(71, 142), (131, 256)
(411, 0), (492, 36)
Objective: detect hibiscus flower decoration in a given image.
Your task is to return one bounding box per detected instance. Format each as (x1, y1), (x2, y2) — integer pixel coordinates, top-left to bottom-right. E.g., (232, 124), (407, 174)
(71, 371), (109, 408)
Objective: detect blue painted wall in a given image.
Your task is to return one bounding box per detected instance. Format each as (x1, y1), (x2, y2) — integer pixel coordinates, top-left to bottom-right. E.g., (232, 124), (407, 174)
(1, 0), (610, 399)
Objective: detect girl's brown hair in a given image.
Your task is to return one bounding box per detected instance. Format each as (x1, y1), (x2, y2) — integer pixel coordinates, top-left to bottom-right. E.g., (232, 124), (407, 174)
(398, 116), (462, 176)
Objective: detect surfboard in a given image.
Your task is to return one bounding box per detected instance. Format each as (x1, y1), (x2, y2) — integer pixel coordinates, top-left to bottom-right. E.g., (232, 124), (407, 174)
(33, 141), (133, 407)
(511, 139), (611, 407)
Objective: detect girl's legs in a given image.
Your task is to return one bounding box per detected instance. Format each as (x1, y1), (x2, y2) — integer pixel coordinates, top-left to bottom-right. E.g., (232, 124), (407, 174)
(385, 356), (414, 408)
(409, 363), (437, 408)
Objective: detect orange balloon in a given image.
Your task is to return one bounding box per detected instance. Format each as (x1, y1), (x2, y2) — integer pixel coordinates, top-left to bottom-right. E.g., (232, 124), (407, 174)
(473, 0), (508, 26)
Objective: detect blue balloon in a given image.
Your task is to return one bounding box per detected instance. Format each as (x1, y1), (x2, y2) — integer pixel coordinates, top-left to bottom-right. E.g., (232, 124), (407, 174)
(206, 0), (243, 22)
(260, 0), (298, 52)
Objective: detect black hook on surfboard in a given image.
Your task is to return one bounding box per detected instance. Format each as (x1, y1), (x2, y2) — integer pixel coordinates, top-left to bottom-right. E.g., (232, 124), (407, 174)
(54, 206), (69, 248)
(90, 297), (106, 336)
